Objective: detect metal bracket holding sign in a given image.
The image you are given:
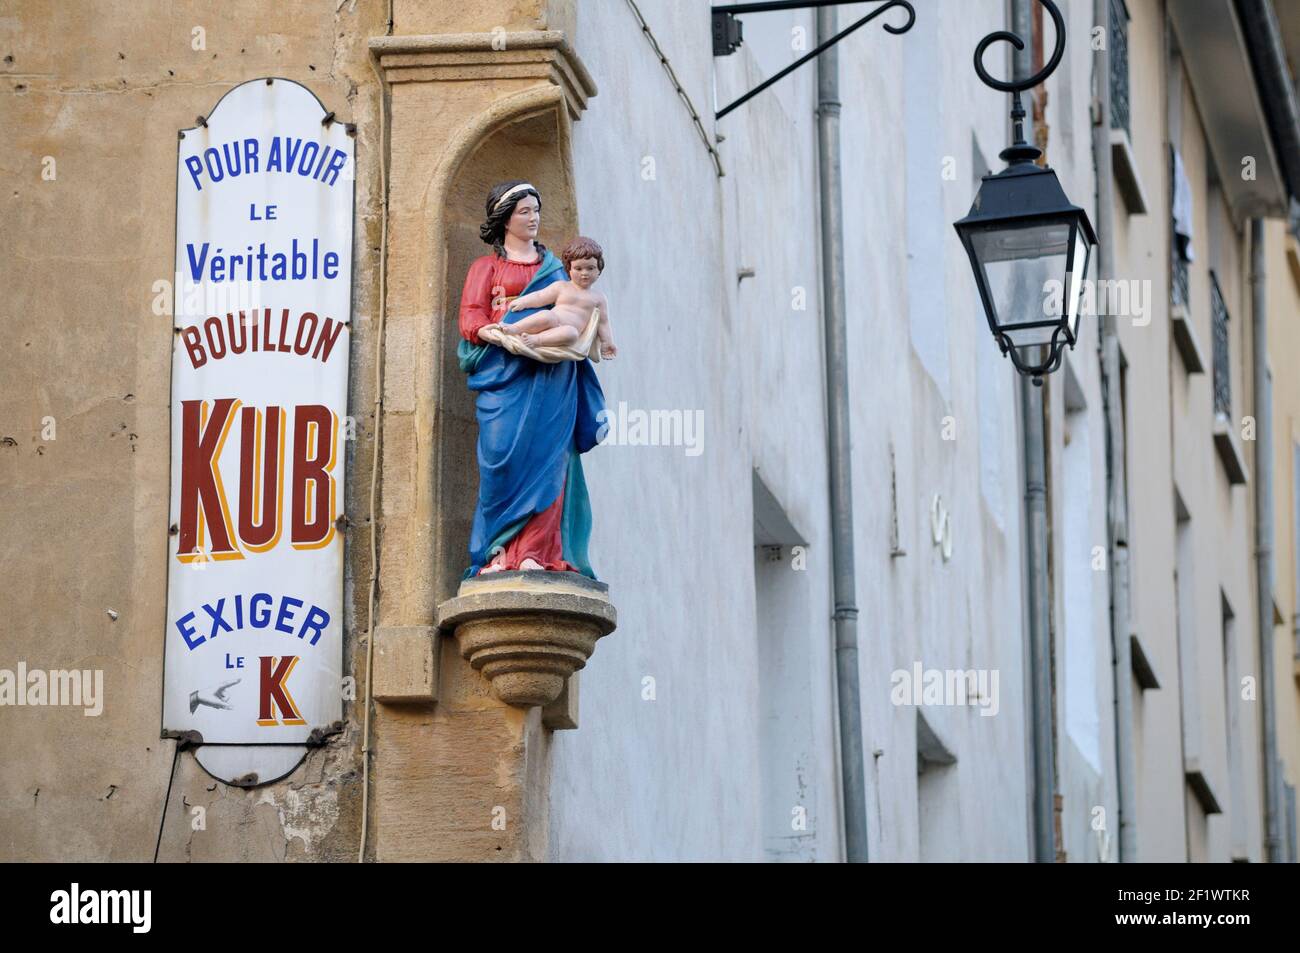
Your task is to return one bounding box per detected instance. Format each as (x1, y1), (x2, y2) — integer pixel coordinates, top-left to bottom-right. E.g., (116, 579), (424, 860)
(162, 78), (354, 786)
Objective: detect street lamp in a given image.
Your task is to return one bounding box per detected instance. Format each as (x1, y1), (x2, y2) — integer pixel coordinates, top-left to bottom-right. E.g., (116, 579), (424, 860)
(953, 0), (1097, 384)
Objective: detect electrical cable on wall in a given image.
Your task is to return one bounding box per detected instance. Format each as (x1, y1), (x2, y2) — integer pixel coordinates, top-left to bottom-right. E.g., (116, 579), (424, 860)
(625, 0), (726, 177)
(358, 0), (393, 864)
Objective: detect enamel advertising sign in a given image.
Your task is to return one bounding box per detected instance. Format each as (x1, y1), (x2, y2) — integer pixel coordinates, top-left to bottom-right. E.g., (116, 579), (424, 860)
(162, 79), (352, 761)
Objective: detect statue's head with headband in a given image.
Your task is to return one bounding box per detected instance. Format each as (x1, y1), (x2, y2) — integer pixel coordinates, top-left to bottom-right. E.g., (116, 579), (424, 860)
(479, 180), (545, 259)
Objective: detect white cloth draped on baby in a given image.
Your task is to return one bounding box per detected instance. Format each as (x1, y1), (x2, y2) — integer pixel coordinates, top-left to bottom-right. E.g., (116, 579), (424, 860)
(478, 306), (603, 364)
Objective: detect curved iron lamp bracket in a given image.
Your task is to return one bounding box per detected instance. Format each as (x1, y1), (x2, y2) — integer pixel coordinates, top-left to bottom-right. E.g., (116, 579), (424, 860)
(713, 0), (916, 120)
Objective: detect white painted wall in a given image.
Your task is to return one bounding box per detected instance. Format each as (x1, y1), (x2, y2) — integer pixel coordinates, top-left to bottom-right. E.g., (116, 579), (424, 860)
(549, 0), (1109, 862)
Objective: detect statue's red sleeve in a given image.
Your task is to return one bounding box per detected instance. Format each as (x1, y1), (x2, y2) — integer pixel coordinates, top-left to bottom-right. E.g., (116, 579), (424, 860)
(458, 256), (497, 344)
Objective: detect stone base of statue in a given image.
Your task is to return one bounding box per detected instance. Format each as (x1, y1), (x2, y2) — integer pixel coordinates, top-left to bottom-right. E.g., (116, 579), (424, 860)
(436, 570), (616, 708)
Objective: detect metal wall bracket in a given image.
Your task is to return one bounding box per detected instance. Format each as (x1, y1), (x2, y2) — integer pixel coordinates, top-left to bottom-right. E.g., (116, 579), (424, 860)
(712, 0), (915, 119)
(712, 8), (744, 55)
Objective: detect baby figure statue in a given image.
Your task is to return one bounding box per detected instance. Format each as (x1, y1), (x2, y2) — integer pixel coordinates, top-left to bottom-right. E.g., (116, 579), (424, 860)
(503, 236), (617, 360)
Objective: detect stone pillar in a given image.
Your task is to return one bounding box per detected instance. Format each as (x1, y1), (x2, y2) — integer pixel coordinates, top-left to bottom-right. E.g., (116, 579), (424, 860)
(364, 16), (603, 861)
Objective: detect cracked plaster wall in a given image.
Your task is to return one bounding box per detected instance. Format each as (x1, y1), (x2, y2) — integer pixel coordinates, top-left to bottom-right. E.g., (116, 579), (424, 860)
(0, 0), (387, 862)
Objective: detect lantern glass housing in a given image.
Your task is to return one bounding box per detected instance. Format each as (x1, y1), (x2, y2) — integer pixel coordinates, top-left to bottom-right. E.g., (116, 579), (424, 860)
(955, 164), (1097, 380)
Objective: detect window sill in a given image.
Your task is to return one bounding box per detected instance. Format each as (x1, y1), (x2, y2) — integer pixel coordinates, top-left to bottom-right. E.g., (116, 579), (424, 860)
(1110, 127), (1149, 215)
(1212, 415), (1250, 486)
(1186, 761), (1225, 815)
(1170, 302), (1206, 374)
(1287, 232), (1300, 291)
(1130, 631), (1160, 690)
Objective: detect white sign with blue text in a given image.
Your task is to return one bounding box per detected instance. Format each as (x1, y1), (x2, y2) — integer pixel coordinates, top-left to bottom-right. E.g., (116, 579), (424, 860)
(162, 78), (352, 758)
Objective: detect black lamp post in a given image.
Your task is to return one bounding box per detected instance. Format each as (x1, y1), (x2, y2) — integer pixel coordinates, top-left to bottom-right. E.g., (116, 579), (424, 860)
(953, 0), (1097, 385)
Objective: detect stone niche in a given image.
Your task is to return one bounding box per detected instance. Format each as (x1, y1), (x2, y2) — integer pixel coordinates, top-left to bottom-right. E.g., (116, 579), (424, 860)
(435, 104), (585, 609)
(431, 87), (618, 720)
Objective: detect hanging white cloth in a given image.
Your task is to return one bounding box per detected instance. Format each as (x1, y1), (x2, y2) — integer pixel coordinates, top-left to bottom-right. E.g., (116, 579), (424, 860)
(1171, 148), (1195, 263)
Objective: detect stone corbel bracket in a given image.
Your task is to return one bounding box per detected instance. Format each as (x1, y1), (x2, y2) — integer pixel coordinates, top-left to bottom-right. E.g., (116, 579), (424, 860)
(437, 572), (616, 709)
(369, 31), (597, 119)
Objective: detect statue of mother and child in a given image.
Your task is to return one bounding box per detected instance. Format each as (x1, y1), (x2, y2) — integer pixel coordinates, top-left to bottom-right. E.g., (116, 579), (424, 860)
(456, 180), (616, 580)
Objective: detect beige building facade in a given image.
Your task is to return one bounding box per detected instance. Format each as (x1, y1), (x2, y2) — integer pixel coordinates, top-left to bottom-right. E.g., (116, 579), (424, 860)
(1099, 0), (1299, 861)
(1265, 214), (1300, 862)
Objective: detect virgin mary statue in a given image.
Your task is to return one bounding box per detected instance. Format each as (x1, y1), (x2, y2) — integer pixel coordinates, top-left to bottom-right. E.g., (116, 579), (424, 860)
(456, 180), (606, 578)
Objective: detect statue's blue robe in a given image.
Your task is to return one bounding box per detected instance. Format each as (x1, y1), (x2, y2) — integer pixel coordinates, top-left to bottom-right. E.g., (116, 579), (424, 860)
(457, 250), (605, 578)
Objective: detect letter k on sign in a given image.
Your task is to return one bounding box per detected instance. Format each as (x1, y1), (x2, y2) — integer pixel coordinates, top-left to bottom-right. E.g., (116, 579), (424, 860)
(257, 656), (306, 726)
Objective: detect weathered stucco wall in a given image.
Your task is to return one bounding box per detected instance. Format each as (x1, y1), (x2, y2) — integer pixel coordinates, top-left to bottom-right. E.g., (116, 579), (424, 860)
(0, 0), (386, 861)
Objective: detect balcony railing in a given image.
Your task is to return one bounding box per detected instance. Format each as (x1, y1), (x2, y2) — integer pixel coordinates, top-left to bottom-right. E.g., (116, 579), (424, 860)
(1110, 0), (1131, 135)
(1211, 271), (1231, 419)
(1173, 254), (1190, 309)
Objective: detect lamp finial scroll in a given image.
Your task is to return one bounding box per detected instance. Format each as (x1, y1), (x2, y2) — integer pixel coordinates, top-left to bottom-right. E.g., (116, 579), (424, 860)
(972, 0), (1066, 166)
(879, 0), (917, 36)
